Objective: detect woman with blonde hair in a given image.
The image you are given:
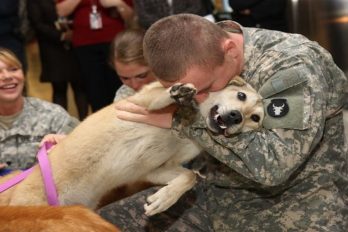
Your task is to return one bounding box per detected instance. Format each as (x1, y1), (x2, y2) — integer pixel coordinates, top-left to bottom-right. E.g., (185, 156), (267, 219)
(0, 48), (78, 172)
(111, 29), (156, 100)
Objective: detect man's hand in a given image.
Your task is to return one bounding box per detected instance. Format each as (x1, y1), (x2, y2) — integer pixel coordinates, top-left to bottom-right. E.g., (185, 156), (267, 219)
(115, 99), (177, 129)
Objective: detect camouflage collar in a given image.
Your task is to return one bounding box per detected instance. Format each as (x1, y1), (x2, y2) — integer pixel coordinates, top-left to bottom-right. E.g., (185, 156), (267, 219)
(216, 20), (243, 34)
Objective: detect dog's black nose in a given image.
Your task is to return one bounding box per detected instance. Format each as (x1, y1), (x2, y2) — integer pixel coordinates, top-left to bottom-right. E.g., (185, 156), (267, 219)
(224, 110), (242, 125)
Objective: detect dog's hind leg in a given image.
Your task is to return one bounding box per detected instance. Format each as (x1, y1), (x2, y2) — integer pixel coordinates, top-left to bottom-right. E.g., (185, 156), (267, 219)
(142, 166), (196, 216)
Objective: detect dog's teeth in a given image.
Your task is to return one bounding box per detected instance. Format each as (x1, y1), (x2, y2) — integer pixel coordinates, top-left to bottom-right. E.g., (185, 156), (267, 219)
(219, 125), (227, 129)
(214, 114), (227, 129)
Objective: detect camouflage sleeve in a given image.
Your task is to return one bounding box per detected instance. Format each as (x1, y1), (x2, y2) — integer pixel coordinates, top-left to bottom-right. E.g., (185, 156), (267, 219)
(172, 65), (327, 186)
(59, 116), (80, 134)
(114, 84), (136, 101)
(46, 104), (80, 134)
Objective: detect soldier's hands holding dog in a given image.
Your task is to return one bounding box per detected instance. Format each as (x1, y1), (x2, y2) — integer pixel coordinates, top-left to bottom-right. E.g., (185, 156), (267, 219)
(115, 99), (176, 129)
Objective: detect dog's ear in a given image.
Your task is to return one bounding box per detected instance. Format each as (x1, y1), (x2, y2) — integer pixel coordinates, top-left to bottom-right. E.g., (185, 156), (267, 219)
(229, 76), (246, 87)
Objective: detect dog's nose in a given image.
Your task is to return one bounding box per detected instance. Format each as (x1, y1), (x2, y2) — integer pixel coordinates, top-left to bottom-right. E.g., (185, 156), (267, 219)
(224, 110), (242, 125)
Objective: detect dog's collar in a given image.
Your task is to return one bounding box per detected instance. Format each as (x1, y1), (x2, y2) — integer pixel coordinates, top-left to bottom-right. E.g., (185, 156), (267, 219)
(0, 142), (59, 206)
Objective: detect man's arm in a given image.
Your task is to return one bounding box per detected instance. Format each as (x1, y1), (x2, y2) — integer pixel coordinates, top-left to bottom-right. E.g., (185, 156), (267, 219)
(173, 66), (326, 187)
(99, 0), (134, 22)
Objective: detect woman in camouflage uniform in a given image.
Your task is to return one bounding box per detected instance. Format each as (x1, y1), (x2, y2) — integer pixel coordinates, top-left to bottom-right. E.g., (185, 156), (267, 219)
(0, 48), (78, 171)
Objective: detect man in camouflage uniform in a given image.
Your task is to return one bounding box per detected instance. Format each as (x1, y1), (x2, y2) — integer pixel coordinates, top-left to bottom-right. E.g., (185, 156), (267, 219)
(0, 48), (78, 171)
(99, 14), (348, 231)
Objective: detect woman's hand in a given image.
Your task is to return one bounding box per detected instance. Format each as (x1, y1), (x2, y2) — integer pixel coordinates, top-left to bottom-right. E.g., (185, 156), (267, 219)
(39, 134), (67, 147)
(115, 99), (176, 129)
(0, 163), (7, 170)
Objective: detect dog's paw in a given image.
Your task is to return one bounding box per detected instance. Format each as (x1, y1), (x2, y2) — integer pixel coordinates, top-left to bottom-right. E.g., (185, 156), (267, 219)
(144, 185), (181, 216)
(169, 83), (197, 106)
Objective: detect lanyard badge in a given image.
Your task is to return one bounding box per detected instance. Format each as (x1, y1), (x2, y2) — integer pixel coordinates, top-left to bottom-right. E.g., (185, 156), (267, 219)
(89, 4), (103, 30)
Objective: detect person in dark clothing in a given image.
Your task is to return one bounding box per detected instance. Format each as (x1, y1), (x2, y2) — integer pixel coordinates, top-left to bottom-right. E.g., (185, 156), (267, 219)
(56, 0), (134, 112)
(0, 0), (27, 73)
(229, 0), (288, 32)
(134, 0), (215, 29)
(27, 0), (88, 120)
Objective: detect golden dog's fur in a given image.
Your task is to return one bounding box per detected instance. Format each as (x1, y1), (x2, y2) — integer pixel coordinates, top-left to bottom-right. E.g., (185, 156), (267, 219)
(0, 205), (120, 232)
(0, 77), (264, 218)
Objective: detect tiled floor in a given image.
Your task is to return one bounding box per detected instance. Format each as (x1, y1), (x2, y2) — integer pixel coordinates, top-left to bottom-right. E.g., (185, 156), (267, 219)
(26, 42), (348, 139)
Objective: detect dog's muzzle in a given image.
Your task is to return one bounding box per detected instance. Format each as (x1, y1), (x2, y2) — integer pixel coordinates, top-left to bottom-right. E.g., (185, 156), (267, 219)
(209, 105), (243, 135)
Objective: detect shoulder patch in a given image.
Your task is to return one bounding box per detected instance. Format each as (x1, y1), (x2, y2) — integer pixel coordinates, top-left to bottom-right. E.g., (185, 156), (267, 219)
(259, 67), (311, 130)
(267, 99), (289, 117)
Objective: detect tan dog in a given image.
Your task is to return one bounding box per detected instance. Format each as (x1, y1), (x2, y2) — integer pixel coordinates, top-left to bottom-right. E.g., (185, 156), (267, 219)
(0, 77), (264, 216)
(0, 205), (120, 232)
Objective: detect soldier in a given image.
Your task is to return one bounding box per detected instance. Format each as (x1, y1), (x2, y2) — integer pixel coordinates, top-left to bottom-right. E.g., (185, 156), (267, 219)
(103, 14), (348, 231)
(0, 48), (78, 171)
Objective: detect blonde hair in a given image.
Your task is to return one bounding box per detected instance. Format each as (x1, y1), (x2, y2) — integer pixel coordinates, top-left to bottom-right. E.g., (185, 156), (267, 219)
(0, 48), (22, 69)
(143, 14), (229, 81)
(110, 29), (147, 67)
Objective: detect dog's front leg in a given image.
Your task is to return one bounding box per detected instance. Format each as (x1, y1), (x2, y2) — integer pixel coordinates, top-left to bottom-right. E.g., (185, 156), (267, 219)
(142, 166), (196, 216)
(147, 83), (197, 111)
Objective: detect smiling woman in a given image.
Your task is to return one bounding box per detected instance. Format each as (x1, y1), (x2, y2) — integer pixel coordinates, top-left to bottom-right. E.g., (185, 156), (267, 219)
(0, 49), (25, 114)
(0, 47), (79, 171)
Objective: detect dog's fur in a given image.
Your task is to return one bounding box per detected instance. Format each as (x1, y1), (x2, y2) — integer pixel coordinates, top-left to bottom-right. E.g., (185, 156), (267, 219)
(0, 205), (120, 232)
(0, 77), (264, 216)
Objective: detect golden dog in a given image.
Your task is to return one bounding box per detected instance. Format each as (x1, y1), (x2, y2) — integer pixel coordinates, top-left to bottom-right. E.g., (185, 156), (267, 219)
(0, 77), (264, 217)
(0, 205), (120, 232)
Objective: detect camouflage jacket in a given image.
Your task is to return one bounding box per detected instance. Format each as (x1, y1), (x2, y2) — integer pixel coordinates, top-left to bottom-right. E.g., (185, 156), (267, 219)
(114, 84), (136, 102)
(0, 97), (79, 170)
(172, 21), (348, 230)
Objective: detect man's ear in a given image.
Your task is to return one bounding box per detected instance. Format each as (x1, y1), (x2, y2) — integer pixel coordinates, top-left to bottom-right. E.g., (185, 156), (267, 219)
(223, 39), (238, 58)
(229, 76), (246, 87)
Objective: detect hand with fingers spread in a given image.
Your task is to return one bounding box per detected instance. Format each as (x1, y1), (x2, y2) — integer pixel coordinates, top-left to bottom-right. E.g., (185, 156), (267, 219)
(114, 99), (176, 129)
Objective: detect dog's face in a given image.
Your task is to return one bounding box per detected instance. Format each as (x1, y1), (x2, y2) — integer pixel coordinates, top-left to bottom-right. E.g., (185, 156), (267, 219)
(200, 77), (264, 136)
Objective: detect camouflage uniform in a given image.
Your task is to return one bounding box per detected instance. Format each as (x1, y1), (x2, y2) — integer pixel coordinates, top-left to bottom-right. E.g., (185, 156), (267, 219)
(0, 97), (79, 170)
(98, 21), (348, 231)
(113, 84), (136, 102)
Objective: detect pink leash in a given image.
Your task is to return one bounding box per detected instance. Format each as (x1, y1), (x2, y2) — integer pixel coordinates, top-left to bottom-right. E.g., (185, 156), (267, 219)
(37, 142), (59, 206)
(0, 142), (60, 206)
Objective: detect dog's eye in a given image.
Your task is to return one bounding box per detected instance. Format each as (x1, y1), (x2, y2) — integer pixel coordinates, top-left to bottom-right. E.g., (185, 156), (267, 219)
(237, 92), (246, 101)
(250, 114), (260, 122)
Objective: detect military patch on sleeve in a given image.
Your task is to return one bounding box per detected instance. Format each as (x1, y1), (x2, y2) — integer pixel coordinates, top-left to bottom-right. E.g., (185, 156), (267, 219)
(267, 99), (289, 117)
(258, 67), (309, 130)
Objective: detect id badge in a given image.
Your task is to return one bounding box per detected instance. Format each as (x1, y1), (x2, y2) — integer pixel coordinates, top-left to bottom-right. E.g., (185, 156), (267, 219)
(89, 5), (103, 30)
